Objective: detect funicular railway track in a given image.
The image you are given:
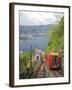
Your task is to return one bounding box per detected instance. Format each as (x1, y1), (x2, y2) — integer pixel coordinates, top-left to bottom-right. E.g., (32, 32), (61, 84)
(36, 63), (45, 78)
(20, 51), (64, 79)
(26, 62), (46, 78)
(26, 61), (64, 79)
(25, 54), (64, 78)
(31, 63), (43, 78)
(44, 62), (64, 77)
(26, 62), (43, 78)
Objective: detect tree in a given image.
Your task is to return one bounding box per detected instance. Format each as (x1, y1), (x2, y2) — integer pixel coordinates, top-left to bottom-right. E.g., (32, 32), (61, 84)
(45, 16), (64, 53)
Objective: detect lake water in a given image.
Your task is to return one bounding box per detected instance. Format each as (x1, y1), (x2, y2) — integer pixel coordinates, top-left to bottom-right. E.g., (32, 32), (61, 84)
(19, 35), (48, 52)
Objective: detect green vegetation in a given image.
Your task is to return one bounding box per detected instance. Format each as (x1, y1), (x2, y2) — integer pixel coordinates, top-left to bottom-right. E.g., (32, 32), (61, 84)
(45, 16), (64, 53)
(19, 51), (32, 73)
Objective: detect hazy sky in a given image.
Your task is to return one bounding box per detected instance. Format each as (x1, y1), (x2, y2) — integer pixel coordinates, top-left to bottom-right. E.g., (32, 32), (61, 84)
(20, 11), (64, 26)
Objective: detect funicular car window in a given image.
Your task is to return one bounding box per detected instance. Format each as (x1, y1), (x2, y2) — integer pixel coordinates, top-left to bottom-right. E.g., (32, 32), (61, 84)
(52, 56), (58, 65)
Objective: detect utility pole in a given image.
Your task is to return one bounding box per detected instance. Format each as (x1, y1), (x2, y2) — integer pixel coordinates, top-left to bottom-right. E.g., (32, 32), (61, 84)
(30, 45), (33, 73)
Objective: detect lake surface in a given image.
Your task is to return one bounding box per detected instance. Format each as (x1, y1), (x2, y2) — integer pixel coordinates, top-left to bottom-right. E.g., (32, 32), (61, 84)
(19, 35), (48, 52)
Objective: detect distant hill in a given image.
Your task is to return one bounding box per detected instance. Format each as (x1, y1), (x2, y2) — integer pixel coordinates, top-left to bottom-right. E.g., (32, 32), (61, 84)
(19, 24), (53, 35)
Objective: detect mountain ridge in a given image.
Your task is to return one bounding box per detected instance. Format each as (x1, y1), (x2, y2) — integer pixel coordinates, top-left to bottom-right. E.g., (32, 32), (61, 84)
(19, 24), (54, 35)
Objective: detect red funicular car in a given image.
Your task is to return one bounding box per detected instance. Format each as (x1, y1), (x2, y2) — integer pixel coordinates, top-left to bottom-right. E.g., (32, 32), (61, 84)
(45, 52), (61, 70)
